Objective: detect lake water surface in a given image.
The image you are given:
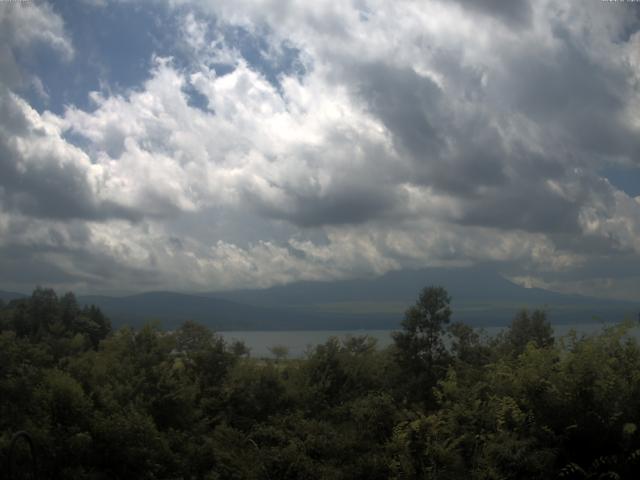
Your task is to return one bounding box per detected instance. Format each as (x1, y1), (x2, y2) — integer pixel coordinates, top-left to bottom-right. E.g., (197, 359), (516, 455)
(220, 322), (637, 358)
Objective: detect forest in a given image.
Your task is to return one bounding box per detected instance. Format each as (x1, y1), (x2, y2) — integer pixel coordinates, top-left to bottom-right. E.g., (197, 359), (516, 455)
(1, 287), (640, 479)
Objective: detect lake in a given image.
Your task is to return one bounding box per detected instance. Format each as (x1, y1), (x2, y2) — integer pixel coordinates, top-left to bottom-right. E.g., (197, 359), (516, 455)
(220, 321), (637, 358)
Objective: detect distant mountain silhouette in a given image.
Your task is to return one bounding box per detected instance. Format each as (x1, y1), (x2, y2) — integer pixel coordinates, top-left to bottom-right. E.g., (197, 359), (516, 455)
(78, 291), (377, 331)
(0, 290), (26, 303)
(211, 266), (577, 305)
(5, 267), (636, 330)
(207, 266), (638, 327)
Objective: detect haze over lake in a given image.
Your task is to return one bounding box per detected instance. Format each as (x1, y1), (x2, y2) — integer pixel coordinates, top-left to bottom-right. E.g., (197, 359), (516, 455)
(221, 322), (640, 358)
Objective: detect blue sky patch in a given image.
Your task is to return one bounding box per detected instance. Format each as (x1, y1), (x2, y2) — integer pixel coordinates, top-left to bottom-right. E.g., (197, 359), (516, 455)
(18, 2), (182, 114)
(602, 166), (640, 197)
(17, 2), (305, 116)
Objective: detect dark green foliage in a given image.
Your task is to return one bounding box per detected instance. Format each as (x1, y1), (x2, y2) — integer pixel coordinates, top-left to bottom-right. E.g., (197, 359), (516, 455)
(499, 308), (554, 356)
(448, 321), (492, 366)
(392, 286), (452, 405)
(2, 287), (640, 479)
(0, 288), (111, 356)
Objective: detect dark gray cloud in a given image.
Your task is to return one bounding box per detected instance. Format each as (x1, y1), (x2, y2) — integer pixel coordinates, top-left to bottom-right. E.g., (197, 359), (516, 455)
(427, 117), (508, 198)
(0, 242), (162, 294)
(348, 62), (583, 233)
(458, 183), (580, 233)
(356, 63), (446, 165)
(328, 4), (640, 238)
(0, 147), (138, 222)
(254, 180), (402, 228)
(495, 24), (639, 159)
(0, 91), (141, 222)
(355, 62), (489, 196)
(450, 0), (533, 27)
(0, 44), (23, 90)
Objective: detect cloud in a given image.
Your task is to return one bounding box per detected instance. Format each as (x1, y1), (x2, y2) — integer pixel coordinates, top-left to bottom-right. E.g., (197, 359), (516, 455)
(0, 89), (145, 221)
(0, 2), (73, 60)
(449, 0), (533, 27)
(0, 2), (73, 90)
(60, 55), (404, 227)
(0, 0), (639, 298)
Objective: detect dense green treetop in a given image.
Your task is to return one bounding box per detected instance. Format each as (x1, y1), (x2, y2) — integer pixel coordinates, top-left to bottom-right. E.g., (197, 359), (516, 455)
(1, 287), (639, 479)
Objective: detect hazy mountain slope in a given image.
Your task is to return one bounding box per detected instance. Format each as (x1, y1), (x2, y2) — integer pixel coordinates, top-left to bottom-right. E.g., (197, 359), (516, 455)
(78, 292), (382, 331)
(209, 267), (569, 305)
(208, 267), (639, 326)
(0, 290), (26, 303)
(58, 267), (640, 330)
(4, 272), (635, 331)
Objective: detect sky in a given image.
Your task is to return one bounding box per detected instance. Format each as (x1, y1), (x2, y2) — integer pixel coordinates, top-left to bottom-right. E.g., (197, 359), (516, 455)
(0, 0), (639, 300)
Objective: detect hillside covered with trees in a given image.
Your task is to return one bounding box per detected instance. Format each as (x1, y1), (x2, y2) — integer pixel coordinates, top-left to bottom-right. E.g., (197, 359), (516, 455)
(1, 287), (640, 479)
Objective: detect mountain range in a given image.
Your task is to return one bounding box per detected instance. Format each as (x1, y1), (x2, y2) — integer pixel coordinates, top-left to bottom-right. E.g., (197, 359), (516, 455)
(2, 267), (638, 330)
